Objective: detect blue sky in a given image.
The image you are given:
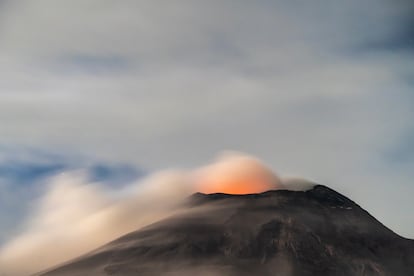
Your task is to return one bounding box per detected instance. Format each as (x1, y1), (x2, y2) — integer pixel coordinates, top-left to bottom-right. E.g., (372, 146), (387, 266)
(0, 0), (413, 247)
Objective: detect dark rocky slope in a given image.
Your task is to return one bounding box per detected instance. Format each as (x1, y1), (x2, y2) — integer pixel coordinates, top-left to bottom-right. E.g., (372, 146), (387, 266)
(39, 185), (414, 276)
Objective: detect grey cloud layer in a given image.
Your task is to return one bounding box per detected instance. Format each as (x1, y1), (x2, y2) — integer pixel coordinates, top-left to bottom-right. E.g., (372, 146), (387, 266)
(0, 0), (413, 238)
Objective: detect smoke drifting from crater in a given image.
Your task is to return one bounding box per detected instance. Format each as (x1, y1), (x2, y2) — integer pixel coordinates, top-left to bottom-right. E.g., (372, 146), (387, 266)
(0, 153), (295, 275)
(194, 153), (284, 194)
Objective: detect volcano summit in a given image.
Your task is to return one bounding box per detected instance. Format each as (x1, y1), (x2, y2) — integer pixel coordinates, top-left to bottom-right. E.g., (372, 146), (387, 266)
(39, 185), (414, 276)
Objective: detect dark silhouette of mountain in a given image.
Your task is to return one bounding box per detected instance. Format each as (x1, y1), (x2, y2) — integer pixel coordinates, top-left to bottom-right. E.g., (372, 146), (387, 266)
(39, 185), (414, 276)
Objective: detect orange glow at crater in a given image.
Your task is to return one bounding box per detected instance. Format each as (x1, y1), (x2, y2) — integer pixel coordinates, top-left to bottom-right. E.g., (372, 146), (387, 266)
(194, 154), (283, 195)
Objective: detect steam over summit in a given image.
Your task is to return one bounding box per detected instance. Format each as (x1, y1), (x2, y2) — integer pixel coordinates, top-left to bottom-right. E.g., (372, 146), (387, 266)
(195, 153), (284, 194)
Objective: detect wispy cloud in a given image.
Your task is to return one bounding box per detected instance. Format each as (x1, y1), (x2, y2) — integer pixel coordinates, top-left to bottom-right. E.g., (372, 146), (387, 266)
(0, 169), (192, 275)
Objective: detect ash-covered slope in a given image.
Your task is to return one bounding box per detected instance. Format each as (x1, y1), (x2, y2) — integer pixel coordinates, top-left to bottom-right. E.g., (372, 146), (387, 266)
(39, 185), (414, 276)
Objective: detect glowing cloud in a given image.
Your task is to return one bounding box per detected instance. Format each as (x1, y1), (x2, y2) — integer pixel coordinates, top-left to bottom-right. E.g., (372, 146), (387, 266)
(194, 153), (283, 194)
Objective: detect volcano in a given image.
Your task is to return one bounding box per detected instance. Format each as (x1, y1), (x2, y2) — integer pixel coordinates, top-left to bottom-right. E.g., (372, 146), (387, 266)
(38, 185), (414, 276)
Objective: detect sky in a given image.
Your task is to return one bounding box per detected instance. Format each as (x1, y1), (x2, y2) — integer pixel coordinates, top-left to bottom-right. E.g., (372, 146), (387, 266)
(0, 0), (413, 254)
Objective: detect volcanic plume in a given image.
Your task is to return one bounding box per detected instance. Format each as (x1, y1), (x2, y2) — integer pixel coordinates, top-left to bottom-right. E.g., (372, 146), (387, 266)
(194, 153), (284, 194)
